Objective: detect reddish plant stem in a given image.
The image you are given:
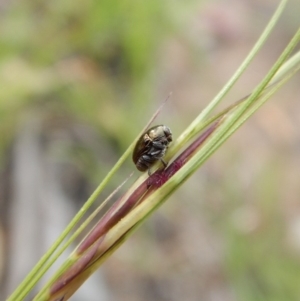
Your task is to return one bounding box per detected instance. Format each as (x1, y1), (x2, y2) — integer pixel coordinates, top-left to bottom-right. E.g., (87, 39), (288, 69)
(50, 119), (221, 295)
(76, 180), (149, 254)
(77, 119), (221, 254)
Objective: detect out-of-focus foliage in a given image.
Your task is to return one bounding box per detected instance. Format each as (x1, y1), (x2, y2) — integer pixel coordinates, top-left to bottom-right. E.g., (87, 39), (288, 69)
(0, 0), (168, 168)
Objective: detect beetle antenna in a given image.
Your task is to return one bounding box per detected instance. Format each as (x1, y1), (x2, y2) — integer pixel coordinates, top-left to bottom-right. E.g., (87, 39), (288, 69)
(142, 92), (172, 133)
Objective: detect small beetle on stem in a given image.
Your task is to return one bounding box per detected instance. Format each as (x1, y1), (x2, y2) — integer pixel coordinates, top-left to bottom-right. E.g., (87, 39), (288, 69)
(132, 125), (172, 175)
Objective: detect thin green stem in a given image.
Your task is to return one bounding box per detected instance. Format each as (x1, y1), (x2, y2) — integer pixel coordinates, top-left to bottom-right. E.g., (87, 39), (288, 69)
(201, 61), (300, 167)
(7, 147), (134, 301)
(174, 0), (287, 149)
(175, 27), (300, 188)
(16, 175), (131, 301)
(8, 88), (170, 301)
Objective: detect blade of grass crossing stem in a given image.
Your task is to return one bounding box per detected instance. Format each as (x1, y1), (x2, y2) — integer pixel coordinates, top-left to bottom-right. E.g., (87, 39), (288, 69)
(7, 153), (129, 301)
(208, 61), (300, 162)
(177, 30), (300, 186)
(33, 174), (134, 300)
(16, 174), (133, 301)
(199, 47), (300, 160)
(7, 95), (170, 301)
(182, 28), (300, 179)
(174, 0), (287, 150)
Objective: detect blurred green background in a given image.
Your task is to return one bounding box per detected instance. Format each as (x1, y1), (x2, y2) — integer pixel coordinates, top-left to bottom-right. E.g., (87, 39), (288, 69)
(0, 0), (300, 300)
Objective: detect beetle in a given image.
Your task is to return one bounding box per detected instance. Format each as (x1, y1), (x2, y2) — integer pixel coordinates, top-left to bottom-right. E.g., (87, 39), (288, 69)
(132, 125), (173, 174)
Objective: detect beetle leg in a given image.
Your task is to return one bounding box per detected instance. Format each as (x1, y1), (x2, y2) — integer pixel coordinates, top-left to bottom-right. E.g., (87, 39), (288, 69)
(152, 141), (166, 150)
(161, 158), (167, 168)
(149, 149), (162, 156)
(142, 154), (154, 163)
